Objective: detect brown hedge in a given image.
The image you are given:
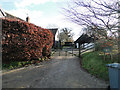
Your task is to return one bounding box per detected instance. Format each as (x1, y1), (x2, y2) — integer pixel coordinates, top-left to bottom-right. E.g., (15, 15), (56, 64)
(2, 19), (53, 63)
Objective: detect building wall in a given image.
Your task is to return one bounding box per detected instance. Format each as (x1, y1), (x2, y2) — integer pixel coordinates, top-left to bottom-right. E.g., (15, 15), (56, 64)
(55, 30), (59, 41)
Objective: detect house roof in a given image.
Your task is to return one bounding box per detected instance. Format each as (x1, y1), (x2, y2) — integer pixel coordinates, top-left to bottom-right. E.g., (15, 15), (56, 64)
(48, 28), (58, 36)
(74, 34), (94, 44)
(0, 7), (24, 21)
(5, 12), (24, 21)
(0, 8), (6, 17)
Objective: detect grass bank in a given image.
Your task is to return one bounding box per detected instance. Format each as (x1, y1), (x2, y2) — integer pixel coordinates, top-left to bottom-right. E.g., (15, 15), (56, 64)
(2, 51), (56, 70)
(81, 51), (118, 81)
(2, 55), (54, 70)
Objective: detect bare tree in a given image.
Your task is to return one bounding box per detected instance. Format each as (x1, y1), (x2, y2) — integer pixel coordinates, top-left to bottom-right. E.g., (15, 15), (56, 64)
(64, 0), (119, 30)
(63, 0), (120, 55)
(59, 28), (74, 45)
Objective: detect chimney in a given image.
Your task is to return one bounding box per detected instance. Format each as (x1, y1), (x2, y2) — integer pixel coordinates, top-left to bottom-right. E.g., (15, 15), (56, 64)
(26, 16), (30, 23)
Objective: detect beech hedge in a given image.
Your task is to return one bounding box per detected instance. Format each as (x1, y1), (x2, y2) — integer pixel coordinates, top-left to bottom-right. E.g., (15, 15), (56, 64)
(2, 19), (53, 63)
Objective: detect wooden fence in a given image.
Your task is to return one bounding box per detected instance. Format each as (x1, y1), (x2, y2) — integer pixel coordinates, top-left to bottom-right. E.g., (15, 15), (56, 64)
(81, 44), (94, 54)
(55, 43), (95, 57)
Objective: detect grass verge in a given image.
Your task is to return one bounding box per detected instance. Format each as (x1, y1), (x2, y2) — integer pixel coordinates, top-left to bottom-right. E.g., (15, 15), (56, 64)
(2, 51), (56, 70)
(2, 57), (49, 70)
(81, 51), (119, 81)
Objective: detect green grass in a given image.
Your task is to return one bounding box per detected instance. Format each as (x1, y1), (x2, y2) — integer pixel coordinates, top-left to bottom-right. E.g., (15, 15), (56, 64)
(51, 51), (55, 55)
(3, 61), (35, 70)
(2, 57), (49, 70)
(3, 61), (25, 70)
(81, 51), (119, 81)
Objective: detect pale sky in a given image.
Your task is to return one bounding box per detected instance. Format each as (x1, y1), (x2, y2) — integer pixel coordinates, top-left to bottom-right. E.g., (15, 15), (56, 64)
(0, 0), (83, 40)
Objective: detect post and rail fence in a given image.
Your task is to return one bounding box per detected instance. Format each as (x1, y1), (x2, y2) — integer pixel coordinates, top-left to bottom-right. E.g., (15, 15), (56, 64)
(53, 43), (95, 57)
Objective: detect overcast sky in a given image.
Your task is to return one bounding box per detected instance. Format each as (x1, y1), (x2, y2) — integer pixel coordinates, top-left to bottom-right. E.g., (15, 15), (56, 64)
(0, 0), (83, 40)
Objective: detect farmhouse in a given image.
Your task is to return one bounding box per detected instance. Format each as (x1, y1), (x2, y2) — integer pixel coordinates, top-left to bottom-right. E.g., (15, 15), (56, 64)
(49, 28), (60, 48)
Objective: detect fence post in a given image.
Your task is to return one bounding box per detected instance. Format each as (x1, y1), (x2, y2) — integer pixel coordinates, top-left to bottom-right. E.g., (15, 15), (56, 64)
(79, 43), (81, 57)
(65, 50), (67, 56)
(59, 49), (60, 56)
(72, 46), (73, 56)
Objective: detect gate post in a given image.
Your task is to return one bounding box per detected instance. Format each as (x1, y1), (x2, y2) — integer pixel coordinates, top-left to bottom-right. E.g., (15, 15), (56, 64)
(59, 49), (60, 56)
(79, 43), (81, 57)
(72, 45), (73, 56)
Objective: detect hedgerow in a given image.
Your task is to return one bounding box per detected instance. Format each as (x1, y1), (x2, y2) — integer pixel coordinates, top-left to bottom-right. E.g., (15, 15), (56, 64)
(2, 19), (53, 63)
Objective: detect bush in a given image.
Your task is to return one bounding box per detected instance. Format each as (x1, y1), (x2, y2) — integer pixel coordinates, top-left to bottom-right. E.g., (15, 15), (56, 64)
(95, 39), (115, 51)
(2, 18), (53, 63)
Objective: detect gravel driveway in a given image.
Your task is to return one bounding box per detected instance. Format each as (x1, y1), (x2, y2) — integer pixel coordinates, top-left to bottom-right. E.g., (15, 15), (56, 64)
(2, 51), (109, 88)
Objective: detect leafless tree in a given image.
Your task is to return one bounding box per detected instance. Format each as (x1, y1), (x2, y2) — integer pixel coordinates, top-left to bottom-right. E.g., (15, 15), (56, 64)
(59, 28), (74, 45)
(63, 0), (120, 55)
